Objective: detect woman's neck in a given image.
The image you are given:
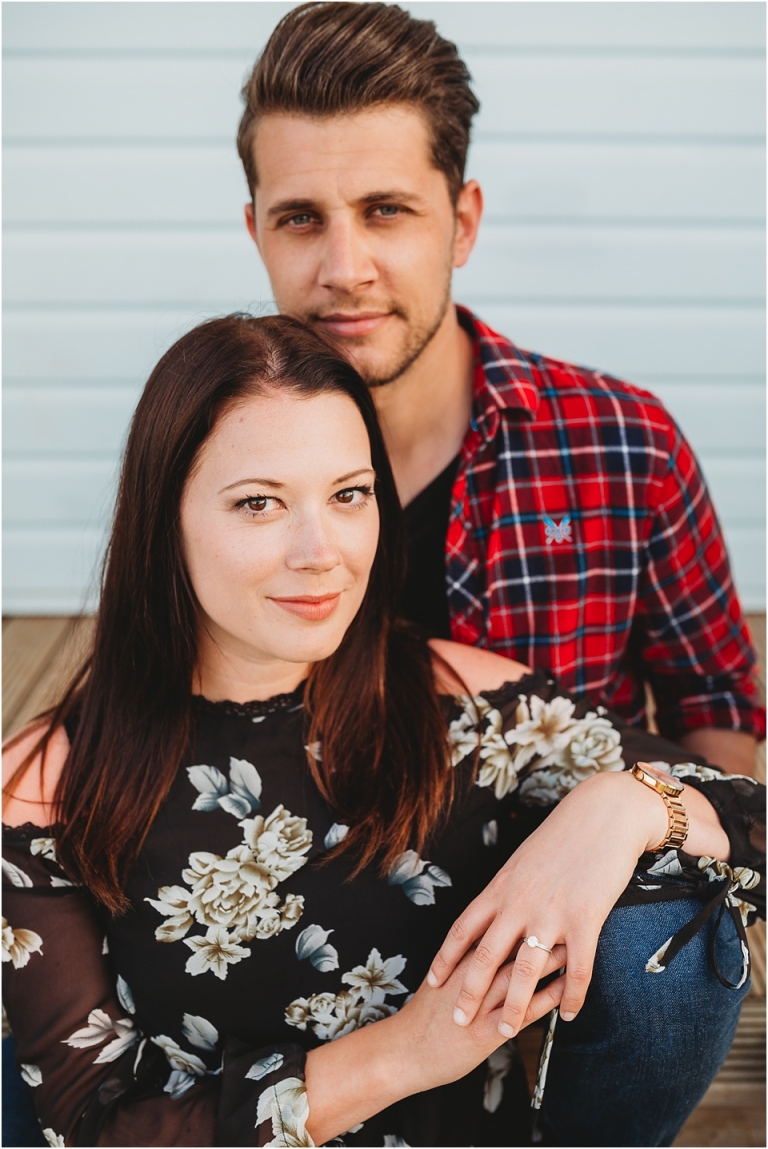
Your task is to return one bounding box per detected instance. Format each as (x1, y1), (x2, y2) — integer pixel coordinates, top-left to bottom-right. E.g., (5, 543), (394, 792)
(193, 628), (310, 703)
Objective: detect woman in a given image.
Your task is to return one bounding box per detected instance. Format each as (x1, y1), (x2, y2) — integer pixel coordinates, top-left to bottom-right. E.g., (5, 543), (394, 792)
(3, 315), (764, 1148)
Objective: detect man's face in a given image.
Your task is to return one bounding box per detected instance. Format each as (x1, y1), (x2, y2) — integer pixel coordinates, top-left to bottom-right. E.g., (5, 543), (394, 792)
(247, 105), (473, 387)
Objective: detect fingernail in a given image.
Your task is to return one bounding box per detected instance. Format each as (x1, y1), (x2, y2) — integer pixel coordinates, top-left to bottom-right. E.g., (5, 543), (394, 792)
(453, 1007), (468, 1026)
(561, 1011), (576, 1022)
(427, 970), (438, 987)
(498, 1022), (515, 1038)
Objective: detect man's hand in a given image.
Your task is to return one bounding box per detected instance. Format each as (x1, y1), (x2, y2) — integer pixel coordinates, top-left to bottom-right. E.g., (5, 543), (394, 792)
(679, 728), (758, 777)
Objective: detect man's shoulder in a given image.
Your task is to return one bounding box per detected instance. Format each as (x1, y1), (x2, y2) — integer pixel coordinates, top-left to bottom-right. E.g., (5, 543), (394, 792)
(467, 308), (677, 430)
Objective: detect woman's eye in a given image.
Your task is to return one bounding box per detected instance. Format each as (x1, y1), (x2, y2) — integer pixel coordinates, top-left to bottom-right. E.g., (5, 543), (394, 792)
(334, 486), (373, 506)
(237, 495), (280, 516)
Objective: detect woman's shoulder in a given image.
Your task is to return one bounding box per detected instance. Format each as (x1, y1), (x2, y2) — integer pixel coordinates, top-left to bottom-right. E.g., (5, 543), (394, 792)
(428, 639), (531, 695)
(2, 722), (69, 828)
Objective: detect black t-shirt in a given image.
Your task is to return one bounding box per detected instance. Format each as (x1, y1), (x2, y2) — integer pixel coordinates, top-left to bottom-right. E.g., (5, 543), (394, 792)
(401, 453), (460, 638)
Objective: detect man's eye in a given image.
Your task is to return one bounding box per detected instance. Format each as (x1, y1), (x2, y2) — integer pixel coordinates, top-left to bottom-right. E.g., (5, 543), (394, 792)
(285, 213), (314, 227)
(376, 205), (400, 218)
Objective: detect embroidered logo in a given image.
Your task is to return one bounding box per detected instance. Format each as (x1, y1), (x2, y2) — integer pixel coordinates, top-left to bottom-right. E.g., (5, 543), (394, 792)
(543, 515), (572, 545)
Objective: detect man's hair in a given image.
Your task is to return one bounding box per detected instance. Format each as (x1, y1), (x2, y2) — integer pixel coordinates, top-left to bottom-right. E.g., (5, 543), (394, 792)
(237, 2), (480, 204)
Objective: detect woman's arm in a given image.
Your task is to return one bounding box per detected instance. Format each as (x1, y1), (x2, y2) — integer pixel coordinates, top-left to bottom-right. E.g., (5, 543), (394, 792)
(424, 660), (764, 1044)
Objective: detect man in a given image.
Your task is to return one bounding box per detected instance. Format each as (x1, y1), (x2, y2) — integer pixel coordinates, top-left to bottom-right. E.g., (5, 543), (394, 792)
(237, 2), (764, 781)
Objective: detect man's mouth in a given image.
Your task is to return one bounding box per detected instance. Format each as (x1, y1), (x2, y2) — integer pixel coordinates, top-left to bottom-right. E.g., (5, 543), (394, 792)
(268, 594), (341, 621)
(314, 312), (392, 338)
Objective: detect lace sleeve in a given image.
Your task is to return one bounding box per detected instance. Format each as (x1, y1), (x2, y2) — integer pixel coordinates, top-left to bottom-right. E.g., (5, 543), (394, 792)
(2, 826), (313, 1147)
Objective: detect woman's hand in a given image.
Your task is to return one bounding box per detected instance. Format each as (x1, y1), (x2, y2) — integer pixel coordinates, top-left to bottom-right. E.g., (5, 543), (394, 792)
(304, 946), (565, 1144)
(426, 769), (730, 1042)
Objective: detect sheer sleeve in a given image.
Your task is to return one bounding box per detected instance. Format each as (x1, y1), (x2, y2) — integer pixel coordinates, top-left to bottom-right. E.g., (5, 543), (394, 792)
(445, 670), (766, 924)
(2, 825), (314, 1147)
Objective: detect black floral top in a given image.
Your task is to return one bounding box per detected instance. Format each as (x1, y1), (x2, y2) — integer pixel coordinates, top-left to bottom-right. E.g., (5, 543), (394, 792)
(3, 672), (765, 1147)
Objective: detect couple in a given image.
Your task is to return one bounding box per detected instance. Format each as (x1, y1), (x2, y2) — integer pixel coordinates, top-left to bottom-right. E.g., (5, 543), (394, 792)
(2, 4), (765, 1147)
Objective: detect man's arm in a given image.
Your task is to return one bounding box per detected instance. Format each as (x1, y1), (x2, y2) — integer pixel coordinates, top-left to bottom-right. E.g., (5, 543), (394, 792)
(679, 728), (758, 777)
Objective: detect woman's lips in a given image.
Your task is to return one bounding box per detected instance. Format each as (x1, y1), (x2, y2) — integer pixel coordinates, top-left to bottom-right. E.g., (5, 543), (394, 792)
(269, 594), (341, 621)
(317, 313), (391, 338)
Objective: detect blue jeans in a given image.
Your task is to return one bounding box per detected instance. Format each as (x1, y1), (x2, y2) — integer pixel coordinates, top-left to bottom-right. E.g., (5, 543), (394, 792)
(537, 897), (749, 1147)
(1, 899), (749, 1148)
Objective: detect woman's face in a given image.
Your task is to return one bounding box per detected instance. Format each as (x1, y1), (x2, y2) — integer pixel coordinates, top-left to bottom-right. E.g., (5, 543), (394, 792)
(180, 388), (380, 676)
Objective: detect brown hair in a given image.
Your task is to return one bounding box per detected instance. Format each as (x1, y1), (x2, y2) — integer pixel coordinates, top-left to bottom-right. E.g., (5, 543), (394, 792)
(9, 315), (458, 913)
(237, 2), (479, 204)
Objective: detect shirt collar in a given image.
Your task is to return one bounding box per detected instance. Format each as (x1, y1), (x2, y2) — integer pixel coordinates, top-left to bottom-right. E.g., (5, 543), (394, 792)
(458, 306), (541, 442)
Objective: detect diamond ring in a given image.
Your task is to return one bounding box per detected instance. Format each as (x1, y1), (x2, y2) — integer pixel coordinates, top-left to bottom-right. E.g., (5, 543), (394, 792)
(523, 935), (553, 954)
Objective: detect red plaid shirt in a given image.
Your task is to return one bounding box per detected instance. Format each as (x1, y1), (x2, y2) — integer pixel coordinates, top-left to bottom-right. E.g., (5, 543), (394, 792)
(446, 308), (765, 741)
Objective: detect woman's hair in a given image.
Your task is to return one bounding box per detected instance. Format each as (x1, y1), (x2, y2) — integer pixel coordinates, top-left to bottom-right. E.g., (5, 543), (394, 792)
(12, 315), (457, 913)
(237, 2), (479, 206)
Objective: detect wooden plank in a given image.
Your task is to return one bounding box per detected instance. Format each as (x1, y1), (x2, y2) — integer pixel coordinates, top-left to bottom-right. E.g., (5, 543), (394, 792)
(747, 922), (766, 997)
(4, 225), (764, 306)
(3, 55), (764, 142)
(4, 1), (764, 53)
(5, 141), (764, 226)
(5, 617), (96, 737)
(2, 616), (72, 733)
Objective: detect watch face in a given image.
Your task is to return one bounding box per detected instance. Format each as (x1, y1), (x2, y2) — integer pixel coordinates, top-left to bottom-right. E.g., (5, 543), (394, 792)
(633, 762), (684, 795)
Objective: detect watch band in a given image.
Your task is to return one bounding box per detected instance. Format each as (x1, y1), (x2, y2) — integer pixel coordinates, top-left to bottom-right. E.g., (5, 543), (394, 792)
(630, 762), (689, 852)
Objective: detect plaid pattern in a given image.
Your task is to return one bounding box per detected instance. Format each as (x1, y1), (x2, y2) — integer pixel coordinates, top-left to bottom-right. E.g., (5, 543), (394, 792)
(446, 308), (765, 741)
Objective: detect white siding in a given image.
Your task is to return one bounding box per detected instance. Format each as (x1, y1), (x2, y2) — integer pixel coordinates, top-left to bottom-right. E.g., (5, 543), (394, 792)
(3, 1), (765, 613)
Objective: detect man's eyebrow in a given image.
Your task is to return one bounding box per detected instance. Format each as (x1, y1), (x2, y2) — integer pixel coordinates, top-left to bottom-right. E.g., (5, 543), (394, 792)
(266, 190), (424, 218)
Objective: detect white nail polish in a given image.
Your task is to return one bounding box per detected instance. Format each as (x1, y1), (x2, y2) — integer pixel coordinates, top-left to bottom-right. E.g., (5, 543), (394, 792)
(498, 1022), (515, 1038)
(427, 971), (438, 987)
(561, 1011), (576, 1022)
(453, 1007), (468, 1026)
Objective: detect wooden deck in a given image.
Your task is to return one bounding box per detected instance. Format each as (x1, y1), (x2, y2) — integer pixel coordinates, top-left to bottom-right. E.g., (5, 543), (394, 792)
(3, 614), (766, 1145)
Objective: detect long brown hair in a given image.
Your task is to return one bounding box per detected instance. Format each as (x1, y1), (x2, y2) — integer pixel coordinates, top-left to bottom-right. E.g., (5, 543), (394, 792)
(237, 2), (479, 205)
(10, 315), (457, 913)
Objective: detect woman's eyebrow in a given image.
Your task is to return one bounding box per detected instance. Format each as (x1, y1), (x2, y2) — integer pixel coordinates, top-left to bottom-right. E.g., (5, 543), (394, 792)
(333, 468), (376, 484)
(219, 477), (284, 493)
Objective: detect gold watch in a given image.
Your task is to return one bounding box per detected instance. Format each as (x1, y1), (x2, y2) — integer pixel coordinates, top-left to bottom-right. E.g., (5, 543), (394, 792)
(630, 762), (689, 852)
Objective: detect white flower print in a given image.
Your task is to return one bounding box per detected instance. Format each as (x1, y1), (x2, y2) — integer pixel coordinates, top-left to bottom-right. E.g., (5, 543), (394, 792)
(295, 924), (339, 972)
(504, 694), (578, 767)
(183, 926), (251, 979)
(286, 949), (409, 1042)
(65, 1008), (138, 1063)
(483, 1042), (514, 1113)
(383, 1137), (410, 1146)
(341, 948), (408, 1004)
(388, 850), (452, 905)
(2, 917), (43, 968)
(146, 885), (195, 943)
(240, 806), (312, 882)
(183, 846), (277, 935)
(646, 851), (683, 878)
(20, 1063), (42, 1087)
(182, 1013), (219, 1052)
(43, 1130), (65, 1147)
(482, 820), (498, 847)
(246, 1052), (285, 1081)
(323, 822), (348, 848)
(30, 837), (58, 863)
(516, 711), (625, 806)
(116, 974), (136, 1014)
(256, 1075), (314, 1147)
(187, 757), (263, 818)
(2, 858), (33, 887)
(151, 1034), (207, 1076)
(668, 761), (758, 785)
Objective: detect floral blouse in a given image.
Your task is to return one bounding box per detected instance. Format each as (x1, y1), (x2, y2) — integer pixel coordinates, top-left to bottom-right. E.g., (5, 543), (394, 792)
(3, 671), (765, 1147)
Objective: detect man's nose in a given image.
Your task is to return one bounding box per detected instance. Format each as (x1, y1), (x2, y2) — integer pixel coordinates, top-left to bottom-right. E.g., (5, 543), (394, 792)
(285, 514), (342, 573)
(317, 218), (377, 294)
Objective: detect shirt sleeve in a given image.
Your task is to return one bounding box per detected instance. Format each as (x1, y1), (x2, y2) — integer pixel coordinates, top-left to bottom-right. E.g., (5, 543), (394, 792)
(2, 826), (313, 1148)
(635, 415), (765, 742)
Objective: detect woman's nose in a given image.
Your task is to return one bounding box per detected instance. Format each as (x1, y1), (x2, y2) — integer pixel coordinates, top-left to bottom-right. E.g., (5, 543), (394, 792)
(284, 518), (342, 573)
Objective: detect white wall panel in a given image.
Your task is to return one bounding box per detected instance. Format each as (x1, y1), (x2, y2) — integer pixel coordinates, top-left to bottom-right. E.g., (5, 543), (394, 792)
(5, 2), (763, 53)
(6, 141), (764, 225)
(3, 2), (765, 614)
(5, 55), (765, 142)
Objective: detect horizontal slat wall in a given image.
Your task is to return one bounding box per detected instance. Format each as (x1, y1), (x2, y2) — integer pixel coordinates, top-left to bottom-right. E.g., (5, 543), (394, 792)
(3, 2), (765, 613)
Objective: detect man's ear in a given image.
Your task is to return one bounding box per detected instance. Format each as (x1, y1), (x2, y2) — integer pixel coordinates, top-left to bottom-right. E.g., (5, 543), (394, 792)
(453, 180), (483, 270)
(244, 202), (259, 249)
